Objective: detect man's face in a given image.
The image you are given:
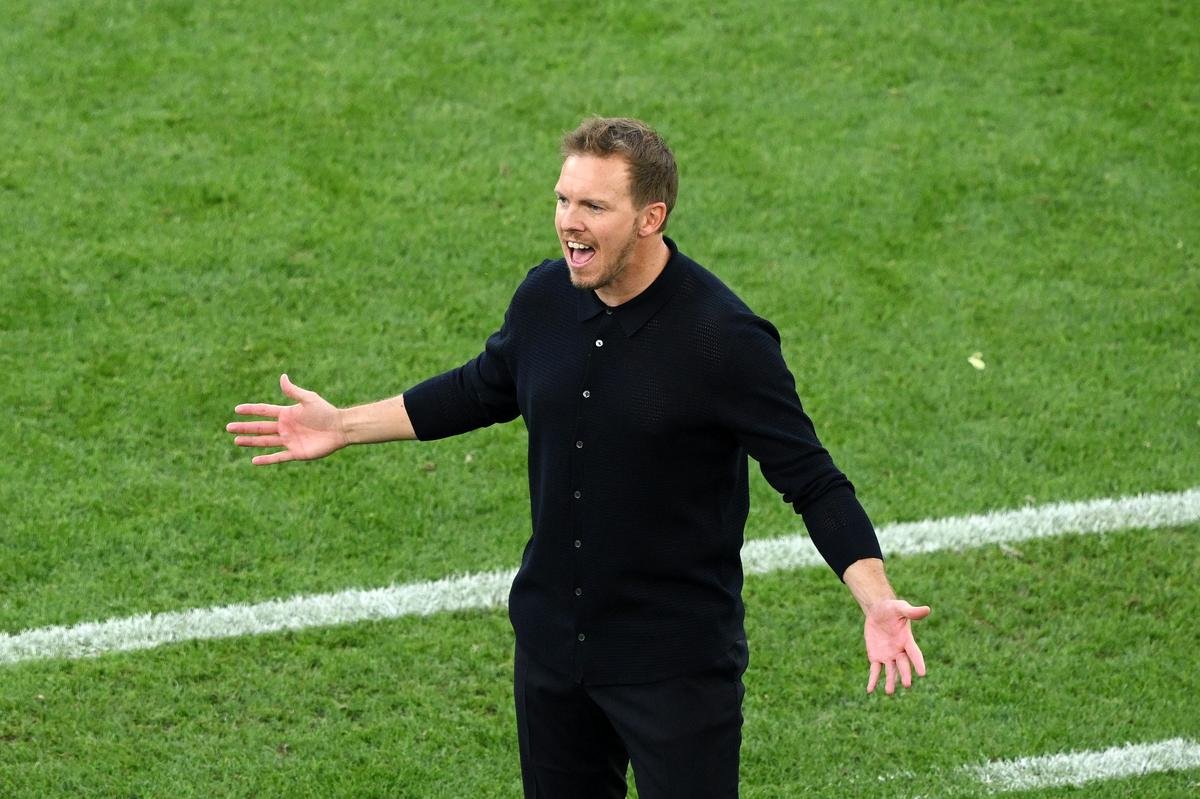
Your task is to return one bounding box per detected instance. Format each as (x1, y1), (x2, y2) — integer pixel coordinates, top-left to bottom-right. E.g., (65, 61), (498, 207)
(554, 154), (642, 294)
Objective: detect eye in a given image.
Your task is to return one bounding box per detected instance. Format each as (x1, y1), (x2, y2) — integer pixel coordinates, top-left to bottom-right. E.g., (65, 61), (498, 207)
(588, 203), (603, 213)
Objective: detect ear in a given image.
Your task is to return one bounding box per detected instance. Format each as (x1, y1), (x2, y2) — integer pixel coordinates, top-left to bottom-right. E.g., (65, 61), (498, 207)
(637, 201), (669, 237)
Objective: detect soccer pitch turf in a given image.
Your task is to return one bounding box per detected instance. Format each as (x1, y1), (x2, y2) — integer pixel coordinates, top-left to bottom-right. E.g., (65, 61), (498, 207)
(2, 1), (1198, 796)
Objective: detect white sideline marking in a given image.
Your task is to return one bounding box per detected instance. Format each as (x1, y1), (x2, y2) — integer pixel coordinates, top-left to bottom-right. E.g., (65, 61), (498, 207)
(966, 738), (1200, 791)
(740, 485), (1200, 574)
(0, 569), (516, 665)
(1, 487), (1198, 665)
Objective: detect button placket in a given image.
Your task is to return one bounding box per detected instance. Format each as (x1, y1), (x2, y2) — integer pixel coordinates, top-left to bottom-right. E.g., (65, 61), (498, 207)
(570, 313), (617, 672)
(569, 321), (605, 667)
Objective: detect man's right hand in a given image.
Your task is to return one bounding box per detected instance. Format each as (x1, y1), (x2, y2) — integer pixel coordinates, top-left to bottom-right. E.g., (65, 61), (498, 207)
(226, 374), (348, 465)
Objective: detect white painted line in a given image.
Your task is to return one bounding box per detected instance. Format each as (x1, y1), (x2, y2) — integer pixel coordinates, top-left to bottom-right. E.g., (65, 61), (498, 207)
(966, 737), (1200, 791)
(741, 485), (1200, 574)
(0, 569), (515, 665)
(2, 487), (1198, 665)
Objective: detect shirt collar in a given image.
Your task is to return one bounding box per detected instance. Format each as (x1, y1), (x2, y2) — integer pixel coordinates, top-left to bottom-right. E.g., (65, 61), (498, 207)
(575, 237), (687, 336)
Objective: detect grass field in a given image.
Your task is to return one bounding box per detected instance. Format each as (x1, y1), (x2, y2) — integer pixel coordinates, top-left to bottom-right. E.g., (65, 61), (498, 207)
(2, 0), (1198, 796)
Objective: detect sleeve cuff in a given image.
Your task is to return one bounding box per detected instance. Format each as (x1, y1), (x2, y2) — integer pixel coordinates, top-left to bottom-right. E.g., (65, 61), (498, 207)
(403, 367), (490, 441)
(799, 486), (884, 580)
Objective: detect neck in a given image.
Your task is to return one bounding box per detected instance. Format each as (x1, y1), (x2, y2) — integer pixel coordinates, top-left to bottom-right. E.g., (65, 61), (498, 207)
(594, 235), (670, 306)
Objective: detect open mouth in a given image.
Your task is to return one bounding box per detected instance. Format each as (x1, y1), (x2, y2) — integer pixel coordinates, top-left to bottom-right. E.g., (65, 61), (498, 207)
(567, 240), (596, 268)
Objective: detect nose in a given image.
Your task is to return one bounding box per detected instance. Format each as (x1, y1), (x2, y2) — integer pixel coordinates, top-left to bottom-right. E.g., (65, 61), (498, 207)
(558, 202), (584, 232)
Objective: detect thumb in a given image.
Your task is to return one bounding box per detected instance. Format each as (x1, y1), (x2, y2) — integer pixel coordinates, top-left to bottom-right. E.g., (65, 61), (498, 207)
(902, 603), (932, 620)
(279, 373), (312, 402)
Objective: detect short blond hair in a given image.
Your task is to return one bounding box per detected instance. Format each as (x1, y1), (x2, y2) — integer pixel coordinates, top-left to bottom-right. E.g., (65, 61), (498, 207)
(562, 117), (678, 230)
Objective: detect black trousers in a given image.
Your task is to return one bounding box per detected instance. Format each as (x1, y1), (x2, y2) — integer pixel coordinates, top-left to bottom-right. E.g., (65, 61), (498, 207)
(514, 645), (747, 799)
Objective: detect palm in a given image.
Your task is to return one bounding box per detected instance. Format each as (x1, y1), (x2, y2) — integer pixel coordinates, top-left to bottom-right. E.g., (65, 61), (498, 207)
(864, 599), (930, 694)
(227, 374), (347, 465)
(274, 400), (342, 459)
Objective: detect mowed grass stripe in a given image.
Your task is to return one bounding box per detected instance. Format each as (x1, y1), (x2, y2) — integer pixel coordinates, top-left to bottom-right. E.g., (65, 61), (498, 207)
(2, 487), (1197, 665)
(964, 738), (1200, 792)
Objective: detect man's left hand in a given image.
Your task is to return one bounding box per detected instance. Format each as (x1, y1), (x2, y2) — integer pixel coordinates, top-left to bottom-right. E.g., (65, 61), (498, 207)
(864, 599), (930, 694)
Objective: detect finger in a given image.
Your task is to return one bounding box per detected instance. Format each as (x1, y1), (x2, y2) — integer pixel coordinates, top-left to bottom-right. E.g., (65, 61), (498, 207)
(226, 421), (278, 435)
(885, 661), (896, 695)
(251, 450), (294, 466)
(867, 661), (881, 694)
(234, 403), (286, 417)
(906, 639), (927, 677)
(235, 435), (284, 448)
(903, 604), (932, 620)
(897, 655), (913, 689)
(280, 373), (315, 402)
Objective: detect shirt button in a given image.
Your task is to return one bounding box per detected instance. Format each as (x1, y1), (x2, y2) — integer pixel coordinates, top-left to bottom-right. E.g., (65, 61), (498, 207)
(605, 308), (613, 315)
(582, 390), (591, 398)
(595, 339), (604, 347)
(574, 539), (582, 548)
(573, 490), (582, 499)
(575, 440), (583, 449)
(577, 633), (586, 642)
(574, 587), (583, 597)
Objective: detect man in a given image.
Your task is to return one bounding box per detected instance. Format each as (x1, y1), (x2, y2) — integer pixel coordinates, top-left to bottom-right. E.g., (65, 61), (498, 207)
(227, 117), (929, 798)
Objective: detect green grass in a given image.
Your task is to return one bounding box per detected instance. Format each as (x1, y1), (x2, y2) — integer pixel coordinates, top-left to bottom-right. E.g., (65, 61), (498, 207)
(1, 0), (1198, 795)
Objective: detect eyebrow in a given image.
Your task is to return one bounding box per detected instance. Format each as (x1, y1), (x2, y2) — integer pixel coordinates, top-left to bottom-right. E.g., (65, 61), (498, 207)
(555, 190), (609, 208)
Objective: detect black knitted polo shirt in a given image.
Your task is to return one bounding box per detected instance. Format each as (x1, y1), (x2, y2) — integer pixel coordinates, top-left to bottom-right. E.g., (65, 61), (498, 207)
(404, 238), (882, 684)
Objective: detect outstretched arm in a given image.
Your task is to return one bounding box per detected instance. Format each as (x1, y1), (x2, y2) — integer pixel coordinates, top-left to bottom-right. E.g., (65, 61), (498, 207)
(226, 373), (417, 465)
(843, 557), (930, 695)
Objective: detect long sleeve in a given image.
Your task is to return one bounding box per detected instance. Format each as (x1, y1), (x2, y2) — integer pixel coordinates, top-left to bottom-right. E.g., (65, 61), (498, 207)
(717, 313), (882, 578)
(403, 306), (521, 441)
(799, 486), (883, 579)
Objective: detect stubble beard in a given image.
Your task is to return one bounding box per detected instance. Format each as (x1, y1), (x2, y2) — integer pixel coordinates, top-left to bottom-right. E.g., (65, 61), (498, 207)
(568, 224), (639, 293)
